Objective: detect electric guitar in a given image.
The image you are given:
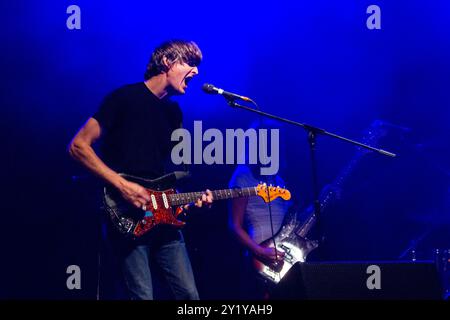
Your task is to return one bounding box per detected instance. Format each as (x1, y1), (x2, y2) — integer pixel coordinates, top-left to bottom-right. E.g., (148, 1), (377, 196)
(103, 172), (291, 239)
(253, 120), (398, 283)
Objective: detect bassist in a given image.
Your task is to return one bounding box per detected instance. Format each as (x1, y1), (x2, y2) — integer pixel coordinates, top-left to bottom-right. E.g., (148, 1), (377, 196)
(229, 162), (290, 299)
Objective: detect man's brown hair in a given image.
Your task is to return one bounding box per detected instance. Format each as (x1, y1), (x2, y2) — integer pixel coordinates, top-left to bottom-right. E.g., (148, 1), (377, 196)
(144, 40), (202, 80)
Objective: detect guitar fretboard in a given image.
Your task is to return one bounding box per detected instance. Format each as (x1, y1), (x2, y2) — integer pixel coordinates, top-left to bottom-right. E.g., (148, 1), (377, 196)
(168, 187), (257, 206)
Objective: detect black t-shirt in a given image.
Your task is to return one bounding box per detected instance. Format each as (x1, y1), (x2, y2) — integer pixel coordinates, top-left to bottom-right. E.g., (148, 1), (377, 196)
(93, 82), (182, 179)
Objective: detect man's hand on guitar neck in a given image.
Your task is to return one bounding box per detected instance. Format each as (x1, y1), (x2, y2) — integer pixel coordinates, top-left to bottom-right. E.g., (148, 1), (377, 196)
(117, 177), (214, 211)
(183, 190), (214, 210)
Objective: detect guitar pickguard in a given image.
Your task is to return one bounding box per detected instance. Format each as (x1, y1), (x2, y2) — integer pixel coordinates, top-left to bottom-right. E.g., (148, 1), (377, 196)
(255, 226), (319, 283)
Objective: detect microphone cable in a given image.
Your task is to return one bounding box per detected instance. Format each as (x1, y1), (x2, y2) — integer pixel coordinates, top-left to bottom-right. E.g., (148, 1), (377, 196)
(252, 100), (281, 265)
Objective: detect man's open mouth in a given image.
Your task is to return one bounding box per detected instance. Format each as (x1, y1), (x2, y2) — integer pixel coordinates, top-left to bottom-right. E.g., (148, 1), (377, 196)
(184, 76), (193, 86)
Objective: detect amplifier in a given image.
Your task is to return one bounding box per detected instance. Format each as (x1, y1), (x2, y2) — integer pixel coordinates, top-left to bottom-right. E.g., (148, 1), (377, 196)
(272, 261), (443, 300)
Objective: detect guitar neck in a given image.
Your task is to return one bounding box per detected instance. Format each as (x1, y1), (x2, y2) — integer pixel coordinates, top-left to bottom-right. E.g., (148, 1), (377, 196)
(168, 187), (257, 206)
(295, 147), (367, 238)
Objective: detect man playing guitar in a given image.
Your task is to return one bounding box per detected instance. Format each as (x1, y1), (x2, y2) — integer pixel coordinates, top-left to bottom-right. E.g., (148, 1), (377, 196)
(68, 40), (213, 300)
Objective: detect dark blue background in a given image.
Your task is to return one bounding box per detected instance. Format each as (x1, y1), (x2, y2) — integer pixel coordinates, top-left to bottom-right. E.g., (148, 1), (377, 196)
(1, 1), (449, 299)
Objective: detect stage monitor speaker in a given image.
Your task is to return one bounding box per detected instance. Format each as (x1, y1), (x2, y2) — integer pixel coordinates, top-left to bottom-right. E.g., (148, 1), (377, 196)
(272, 261), (443, 300)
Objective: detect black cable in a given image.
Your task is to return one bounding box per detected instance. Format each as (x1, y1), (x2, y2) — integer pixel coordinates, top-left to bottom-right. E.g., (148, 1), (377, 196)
(251, 100), (280, 264)
(265, 177), (279, 261)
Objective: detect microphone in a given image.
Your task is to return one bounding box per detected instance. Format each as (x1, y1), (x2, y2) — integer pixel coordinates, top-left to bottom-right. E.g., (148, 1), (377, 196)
(202, 83), (253, 102)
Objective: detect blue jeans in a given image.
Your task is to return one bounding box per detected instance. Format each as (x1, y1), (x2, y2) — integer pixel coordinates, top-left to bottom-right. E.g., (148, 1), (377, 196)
(110, 226), (199, 300)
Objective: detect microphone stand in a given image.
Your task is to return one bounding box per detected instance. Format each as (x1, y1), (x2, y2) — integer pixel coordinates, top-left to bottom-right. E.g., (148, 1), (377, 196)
(226, 98), (396, 246)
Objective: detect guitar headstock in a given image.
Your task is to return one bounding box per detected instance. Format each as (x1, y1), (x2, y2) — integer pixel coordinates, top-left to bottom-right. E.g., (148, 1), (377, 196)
(256, 183), (291, 203)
